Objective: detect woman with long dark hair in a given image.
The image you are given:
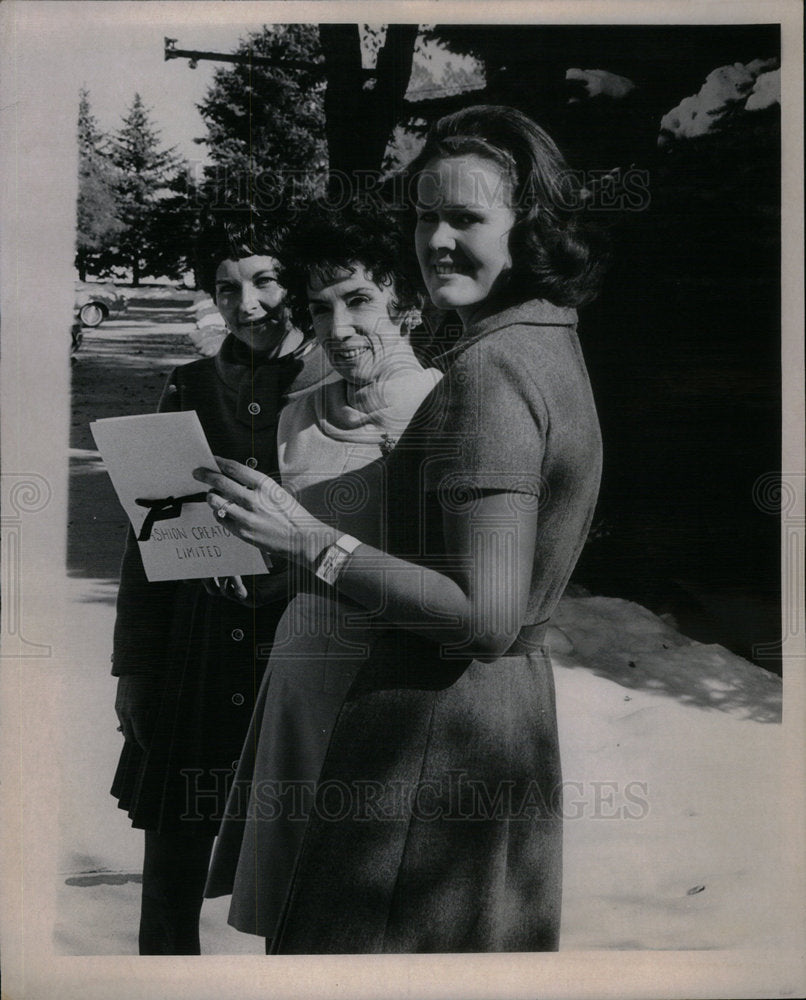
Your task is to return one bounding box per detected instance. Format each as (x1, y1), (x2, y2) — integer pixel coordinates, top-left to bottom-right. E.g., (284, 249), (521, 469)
(195, 105), (604, 953)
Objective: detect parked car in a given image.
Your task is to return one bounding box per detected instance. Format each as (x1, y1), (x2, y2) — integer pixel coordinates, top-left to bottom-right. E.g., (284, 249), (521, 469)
(74, 281), (127, 328)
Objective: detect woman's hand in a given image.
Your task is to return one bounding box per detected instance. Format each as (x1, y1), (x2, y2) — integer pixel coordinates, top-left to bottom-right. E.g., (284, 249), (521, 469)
(115, 674), (158, 749)
(203, 571), (292, 607)
(203, 575), (249, 602)
(193, 457), (336, 568)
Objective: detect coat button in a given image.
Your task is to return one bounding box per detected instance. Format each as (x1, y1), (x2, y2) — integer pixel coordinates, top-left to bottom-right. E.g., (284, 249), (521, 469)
(245, 457), (258, 469)
(231, 693), (245, 706)
(248, 401), (261, 415)
(232, 759), (240, 771)
(231, 628), (244, 641)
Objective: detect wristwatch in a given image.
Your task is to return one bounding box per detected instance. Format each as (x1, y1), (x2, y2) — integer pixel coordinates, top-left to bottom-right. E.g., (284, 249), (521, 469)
(314, 534), (362, 586)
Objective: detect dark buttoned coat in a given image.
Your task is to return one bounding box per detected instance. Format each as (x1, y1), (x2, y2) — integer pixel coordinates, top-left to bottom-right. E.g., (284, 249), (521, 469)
(111, 335), (331, 835)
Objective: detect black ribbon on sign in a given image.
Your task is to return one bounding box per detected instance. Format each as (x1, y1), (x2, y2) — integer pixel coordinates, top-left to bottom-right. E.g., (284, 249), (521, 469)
(135, 492), (209, 541)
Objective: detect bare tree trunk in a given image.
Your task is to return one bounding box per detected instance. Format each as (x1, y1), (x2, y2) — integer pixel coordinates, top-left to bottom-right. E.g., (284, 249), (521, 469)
(319, 25), (364, 191)
(372, 24), (420, 165)
(319, 24), (418, 191)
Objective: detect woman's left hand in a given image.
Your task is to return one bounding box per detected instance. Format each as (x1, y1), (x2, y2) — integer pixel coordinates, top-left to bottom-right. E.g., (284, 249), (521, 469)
(193, 457), (333, 566)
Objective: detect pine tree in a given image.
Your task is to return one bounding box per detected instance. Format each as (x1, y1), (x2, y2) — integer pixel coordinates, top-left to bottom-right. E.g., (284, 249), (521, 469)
(75, 88), (122, 281)
(196, 24), (328, 210)
(141, 165), (201, 284)
(107, 94), (189, 285)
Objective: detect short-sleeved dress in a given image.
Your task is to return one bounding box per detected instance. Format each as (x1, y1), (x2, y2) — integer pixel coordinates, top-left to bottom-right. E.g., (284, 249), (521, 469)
(204, 362), (442, 937)
(266, 298), (603, 953)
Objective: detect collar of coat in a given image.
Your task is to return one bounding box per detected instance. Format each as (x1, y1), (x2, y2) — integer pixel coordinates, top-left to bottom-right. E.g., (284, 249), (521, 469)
(432, 298), (578, 370)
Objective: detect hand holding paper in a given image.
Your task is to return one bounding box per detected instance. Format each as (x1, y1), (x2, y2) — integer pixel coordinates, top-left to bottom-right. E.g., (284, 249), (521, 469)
(90, 411), (269, 582)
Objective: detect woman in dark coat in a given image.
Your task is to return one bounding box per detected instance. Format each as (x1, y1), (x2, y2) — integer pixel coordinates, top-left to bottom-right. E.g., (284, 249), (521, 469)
(110, 213), (331, 954)
(195, 106), (604, 953)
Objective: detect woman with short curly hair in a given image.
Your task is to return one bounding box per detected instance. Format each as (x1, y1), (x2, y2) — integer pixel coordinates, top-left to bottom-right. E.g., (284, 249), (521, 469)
(272, 199), (424, 328)
(204, 198), (441, 943)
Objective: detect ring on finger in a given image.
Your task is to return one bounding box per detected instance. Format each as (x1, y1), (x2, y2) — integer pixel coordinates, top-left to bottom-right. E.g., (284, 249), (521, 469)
(216, 499), (235, 521)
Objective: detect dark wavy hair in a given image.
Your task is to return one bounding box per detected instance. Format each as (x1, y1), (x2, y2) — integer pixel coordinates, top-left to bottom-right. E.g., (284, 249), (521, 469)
(405, 105), (606, 307)
(270, 199), (423, 332)
(194, 211), (283, 299)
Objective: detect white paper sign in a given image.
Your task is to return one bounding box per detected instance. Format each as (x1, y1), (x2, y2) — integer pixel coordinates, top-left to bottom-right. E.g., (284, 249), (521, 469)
(90, 410), (268, 581)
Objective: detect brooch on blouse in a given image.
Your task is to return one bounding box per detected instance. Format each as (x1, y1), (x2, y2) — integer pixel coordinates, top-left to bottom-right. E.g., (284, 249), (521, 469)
(379, 433), (396, 457)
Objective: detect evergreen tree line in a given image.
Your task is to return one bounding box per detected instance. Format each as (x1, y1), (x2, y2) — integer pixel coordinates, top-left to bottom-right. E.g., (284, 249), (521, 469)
(76, 26), (326, 286)
(76, 89), (196, 285)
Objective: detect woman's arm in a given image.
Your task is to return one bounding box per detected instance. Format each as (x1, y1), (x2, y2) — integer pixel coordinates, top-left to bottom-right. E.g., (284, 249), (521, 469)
(195, 458), (537, 662)
(335, 490), (536, 662)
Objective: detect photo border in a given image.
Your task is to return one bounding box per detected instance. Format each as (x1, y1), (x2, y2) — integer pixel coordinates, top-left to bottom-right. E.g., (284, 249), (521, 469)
(1, 2), (803, 997)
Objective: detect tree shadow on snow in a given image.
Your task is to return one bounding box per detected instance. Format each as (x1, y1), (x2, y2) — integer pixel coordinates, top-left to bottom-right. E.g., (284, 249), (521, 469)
(551, 596), (782, 724)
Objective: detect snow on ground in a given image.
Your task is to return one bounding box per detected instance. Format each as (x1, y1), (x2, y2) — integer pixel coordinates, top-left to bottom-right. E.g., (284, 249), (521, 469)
(54, 580), (784, 955)
(550, 597), (784, 951)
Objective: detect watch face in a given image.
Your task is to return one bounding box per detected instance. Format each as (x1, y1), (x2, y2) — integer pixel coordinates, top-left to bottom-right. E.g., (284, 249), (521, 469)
(314, 537), (359, 586)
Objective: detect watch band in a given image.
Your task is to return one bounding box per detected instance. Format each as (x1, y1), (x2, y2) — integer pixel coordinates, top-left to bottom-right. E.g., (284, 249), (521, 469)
(314, 534), (362, 586)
